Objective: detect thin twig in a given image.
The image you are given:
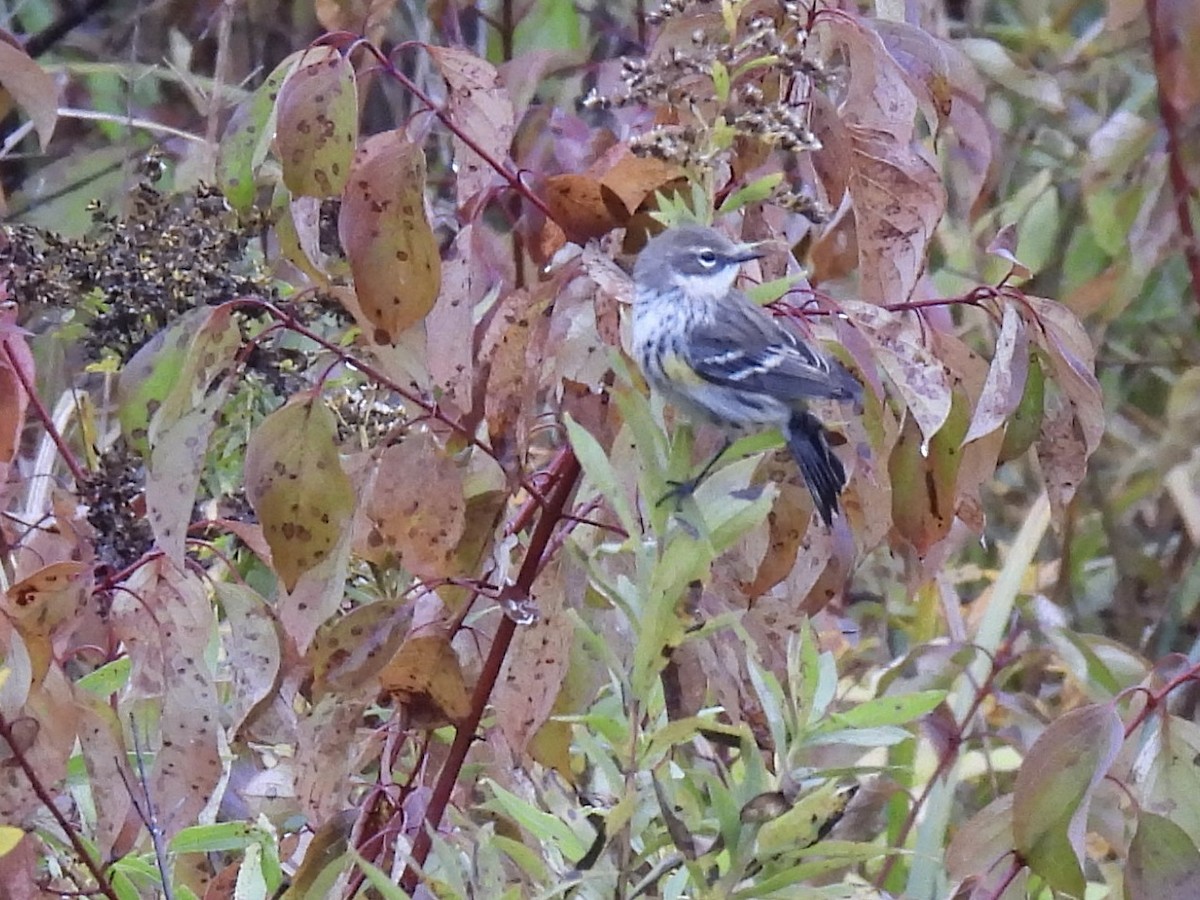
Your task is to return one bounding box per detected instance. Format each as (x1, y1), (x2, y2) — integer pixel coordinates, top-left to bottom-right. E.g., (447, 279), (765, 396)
(2, 341), (88, 486)
(1146, 0), (1200, 314)
(0, 713), (120, 900)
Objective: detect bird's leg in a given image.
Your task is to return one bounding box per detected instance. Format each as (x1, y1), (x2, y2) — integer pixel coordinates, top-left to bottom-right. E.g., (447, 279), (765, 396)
(656, 436), (734, 508)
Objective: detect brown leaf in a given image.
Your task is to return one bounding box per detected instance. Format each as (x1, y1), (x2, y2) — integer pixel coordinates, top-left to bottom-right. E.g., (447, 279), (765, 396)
(339, 130), (441, 344)
(315, 0), (398, 42)
(380, 629), (472, 728)
(1023, 296), (1103, 455)
(741, 483), (811, 598)
(846, 126), (945, 303)
(964, 303), (1029, 445)
(362, 433), (467, 579)
(244, 394), (355, 592)
(276, 54), (358, 199)
(0, 317), (31, 470)
(214, 584), (281, 737)
(0, 42), (58, 149)
(425, 227), (479, 414)
(1035, 395), (1089, 523)
(841, 299), (953, 441)
(543, 173), (626, 244)
(427, 45), (516, 210)
(494, 562), (572, 755)
(479, 288), (550, 469)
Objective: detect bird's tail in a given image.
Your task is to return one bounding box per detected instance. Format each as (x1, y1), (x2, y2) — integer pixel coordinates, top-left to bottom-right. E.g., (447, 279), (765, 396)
(785, 412), (848, 527)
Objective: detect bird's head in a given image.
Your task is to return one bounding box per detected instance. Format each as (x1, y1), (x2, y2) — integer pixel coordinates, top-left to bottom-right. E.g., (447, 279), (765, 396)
(634, 225), (765, 305)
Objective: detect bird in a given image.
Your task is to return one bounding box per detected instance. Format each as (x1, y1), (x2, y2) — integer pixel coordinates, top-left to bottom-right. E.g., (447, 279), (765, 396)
(629, 223), (862, 525)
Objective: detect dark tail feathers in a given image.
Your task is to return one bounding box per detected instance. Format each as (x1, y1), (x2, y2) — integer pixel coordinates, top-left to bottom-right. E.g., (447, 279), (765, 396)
(785, 412), (848, 527)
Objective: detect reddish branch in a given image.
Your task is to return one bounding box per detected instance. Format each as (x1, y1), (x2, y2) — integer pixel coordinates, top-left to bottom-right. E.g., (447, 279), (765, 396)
(399, 445), (581, 893)
(0, 713), (120, 900)
(1146, 0), (1200, 313)
(1, 341), (88, 486)
(357, 41), (558, 225)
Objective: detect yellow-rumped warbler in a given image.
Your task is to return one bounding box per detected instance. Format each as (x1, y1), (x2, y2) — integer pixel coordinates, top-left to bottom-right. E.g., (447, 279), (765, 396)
(631, 224), (862, 525)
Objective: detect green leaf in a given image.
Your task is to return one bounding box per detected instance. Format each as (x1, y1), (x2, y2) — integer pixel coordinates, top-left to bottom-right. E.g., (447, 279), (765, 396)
(564, 413), (636, 537)
(75, 657), (131, 696)
(1013, 701), (1123, 896)
(822, 690), (947, 730)
(482, 780), (589, 861)
(1126, 811), (1200, 900)
(351, 852), (411, 900)
(718, 172), (784, 214)
(171, 822), (262, 854)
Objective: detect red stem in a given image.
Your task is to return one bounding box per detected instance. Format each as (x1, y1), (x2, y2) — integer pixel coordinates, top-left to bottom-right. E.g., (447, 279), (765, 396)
(1146, 0), (1200, 314)
(361, 43), (557, 224)
(2, 340), (88, 486)
(399, 445), (580, 892)
(0, 713), (120, 900)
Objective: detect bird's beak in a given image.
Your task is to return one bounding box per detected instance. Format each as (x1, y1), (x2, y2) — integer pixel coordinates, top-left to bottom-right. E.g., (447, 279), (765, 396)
(733, 240), (768, 263)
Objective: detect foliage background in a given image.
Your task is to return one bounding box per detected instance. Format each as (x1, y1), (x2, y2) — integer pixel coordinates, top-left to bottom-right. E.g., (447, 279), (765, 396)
(0, 0), (1199, 898)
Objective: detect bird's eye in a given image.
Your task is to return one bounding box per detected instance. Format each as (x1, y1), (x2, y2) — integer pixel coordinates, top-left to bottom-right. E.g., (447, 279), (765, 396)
(697, 249), (719, 268)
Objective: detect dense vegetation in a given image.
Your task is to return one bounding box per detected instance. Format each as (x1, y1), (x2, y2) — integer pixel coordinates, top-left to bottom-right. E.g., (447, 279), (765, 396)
(1, 0), (1198, 897)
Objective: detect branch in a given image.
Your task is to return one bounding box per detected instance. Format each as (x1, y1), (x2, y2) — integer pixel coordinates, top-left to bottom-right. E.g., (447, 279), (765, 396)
(0, 713), (120, 900)
(1146, 0), (1200, 313)
(2, 340), (88, 486)
(399, 444), (581, 892)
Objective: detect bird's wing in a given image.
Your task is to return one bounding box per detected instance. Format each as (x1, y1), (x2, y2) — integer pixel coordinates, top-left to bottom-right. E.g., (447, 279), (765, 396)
(686, 300), (862, 402)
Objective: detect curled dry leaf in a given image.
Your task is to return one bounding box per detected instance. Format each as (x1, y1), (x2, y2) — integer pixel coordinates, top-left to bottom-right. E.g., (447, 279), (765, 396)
(244, 394), (355, 592)
(362, 432), (467, 579)
(1023, 296), (1103, 455)
(339, 130), (441, 345)
(379, 629), (472, 728)
(276, 53), (358, 199)
(1036, 395), (1090, 522)
(964, 302), (1029, 445)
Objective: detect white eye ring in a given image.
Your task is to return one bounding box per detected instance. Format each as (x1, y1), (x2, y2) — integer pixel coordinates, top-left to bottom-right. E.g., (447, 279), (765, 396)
(697, 249), (719, 267)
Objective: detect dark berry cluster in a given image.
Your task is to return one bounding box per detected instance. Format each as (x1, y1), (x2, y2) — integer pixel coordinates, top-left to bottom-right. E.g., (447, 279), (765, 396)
(79, 440), (155, 568)
(0, 153), (271, 364)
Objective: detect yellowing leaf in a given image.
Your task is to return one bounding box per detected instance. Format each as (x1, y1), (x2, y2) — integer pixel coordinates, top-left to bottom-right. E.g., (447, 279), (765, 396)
(244, 395), (355, 592)
(217, 48), (338, 209)
(379, 631), (471, 727)
(0, 825), (24, 857)
(277, 54), (358, 198)
(361, 433), (467, 578)
(3, 562), (90, 680)
(338, 131), (441, 344)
